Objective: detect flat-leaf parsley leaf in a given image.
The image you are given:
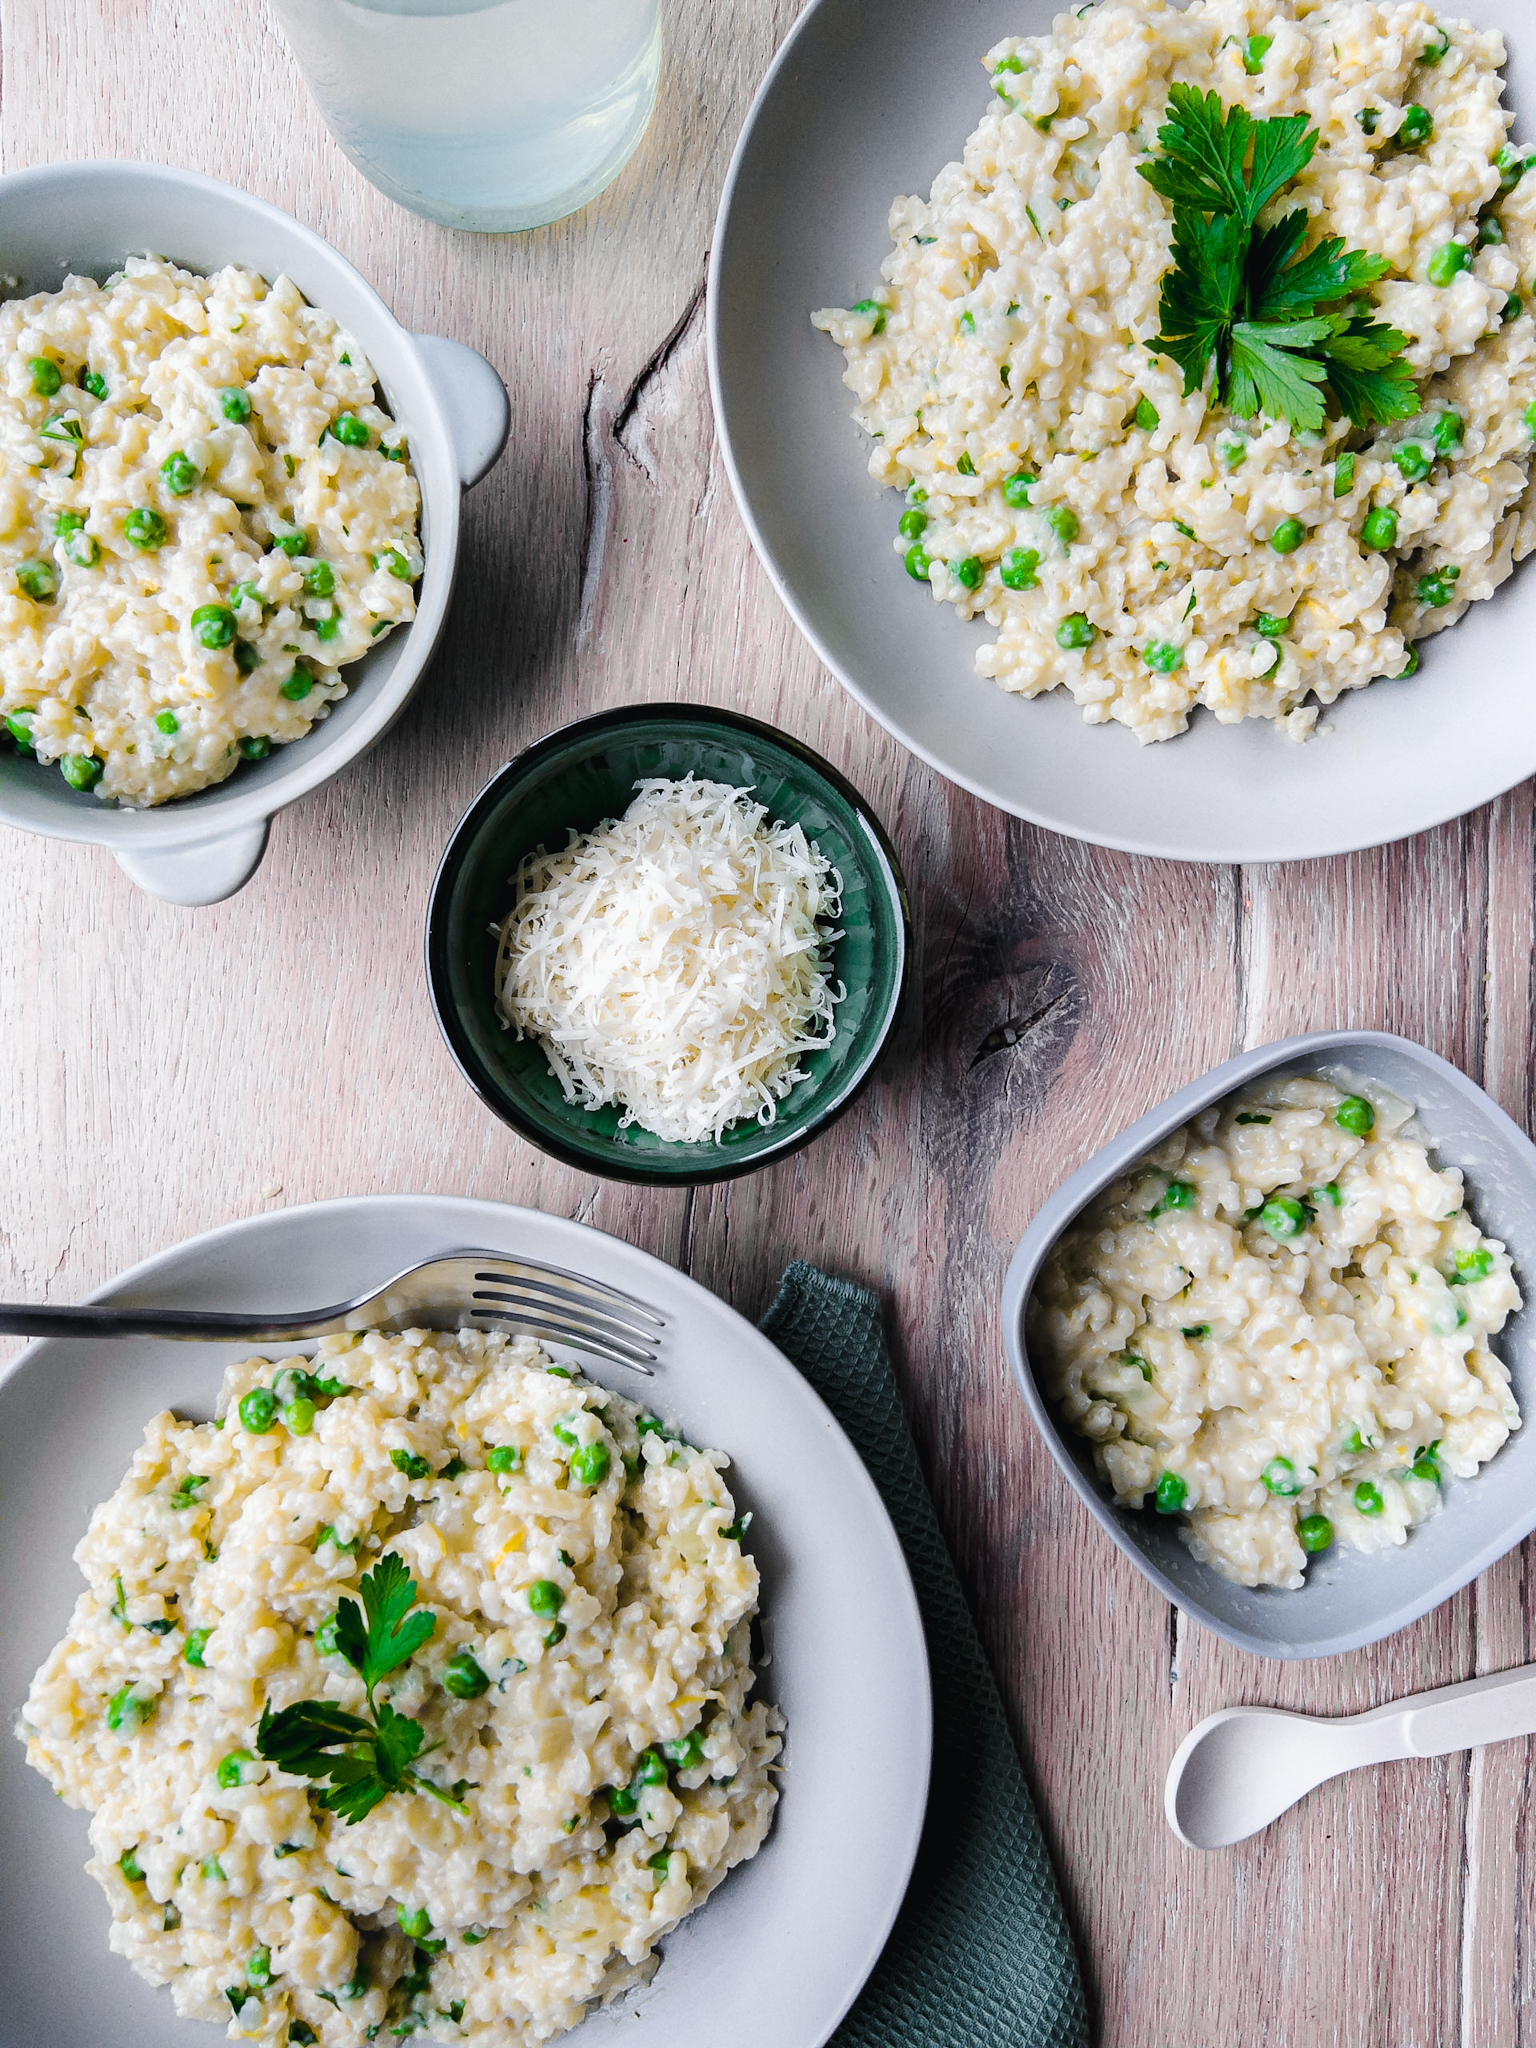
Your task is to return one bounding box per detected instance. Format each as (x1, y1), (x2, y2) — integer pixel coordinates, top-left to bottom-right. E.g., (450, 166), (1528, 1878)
(256, 1554), (462, 1823)
(1139, 84), (1416, 430)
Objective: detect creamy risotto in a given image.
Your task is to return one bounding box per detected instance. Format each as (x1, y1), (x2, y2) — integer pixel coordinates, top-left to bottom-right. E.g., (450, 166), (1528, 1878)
(18, 1328), (781, 2045)
(813, 0), (1536, 742)
(1029, 1074), (1522, 1589)
(0, 257), (422, 804)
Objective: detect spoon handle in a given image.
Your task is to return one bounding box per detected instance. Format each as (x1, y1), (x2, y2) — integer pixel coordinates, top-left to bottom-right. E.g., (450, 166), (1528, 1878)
(1362, 1661), (1536, 1759)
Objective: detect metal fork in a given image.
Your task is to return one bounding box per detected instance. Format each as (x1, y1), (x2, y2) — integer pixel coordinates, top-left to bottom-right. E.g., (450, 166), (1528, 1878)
(0, 1249), (664, 1375)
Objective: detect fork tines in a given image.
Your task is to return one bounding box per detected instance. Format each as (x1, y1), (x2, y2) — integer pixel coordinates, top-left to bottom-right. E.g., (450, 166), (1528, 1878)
(466, 1260), (663, 1375)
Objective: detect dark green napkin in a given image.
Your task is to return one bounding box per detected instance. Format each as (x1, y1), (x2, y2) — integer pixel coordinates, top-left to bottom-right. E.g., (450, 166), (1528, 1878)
(760, 1262), (1089, 2048)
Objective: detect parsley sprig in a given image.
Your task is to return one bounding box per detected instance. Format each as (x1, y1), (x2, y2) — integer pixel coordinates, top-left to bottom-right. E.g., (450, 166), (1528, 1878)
(1139, 85), (1417, 431)
(256, 1554), (463, 1824)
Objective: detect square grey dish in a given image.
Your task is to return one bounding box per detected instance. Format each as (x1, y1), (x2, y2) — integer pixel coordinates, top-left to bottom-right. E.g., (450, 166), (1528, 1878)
(1000, 1031), (1536, 1659)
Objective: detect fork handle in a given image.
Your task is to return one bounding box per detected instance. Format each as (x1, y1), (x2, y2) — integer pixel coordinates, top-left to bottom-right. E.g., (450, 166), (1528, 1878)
(0, 1302), (335, 1342)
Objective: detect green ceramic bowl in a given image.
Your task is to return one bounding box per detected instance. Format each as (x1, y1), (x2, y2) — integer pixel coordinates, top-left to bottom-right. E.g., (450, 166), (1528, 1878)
(425, 705), (911, 1184)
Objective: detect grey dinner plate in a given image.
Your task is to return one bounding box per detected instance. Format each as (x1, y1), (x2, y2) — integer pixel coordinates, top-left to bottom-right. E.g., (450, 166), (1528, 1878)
(0, 1197), (930, 2047)
(709, 0), (1536, 861)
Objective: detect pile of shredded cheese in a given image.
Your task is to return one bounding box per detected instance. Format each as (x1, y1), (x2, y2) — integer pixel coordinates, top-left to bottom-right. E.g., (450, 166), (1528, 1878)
(495, 776), (844, 1144)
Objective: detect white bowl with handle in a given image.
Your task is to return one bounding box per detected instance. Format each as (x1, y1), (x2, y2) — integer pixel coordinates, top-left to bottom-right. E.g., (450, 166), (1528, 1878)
(0, 160), (509, 905)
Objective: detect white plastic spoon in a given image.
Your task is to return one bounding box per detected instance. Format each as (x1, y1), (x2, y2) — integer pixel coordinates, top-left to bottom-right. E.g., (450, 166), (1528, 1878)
(1165, 1661), (1536, 1849)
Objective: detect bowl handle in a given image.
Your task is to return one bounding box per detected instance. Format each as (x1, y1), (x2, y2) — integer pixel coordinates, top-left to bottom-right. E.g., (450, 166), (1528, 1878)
(413, 334), (510, 489)
(113, 819), (271, 906)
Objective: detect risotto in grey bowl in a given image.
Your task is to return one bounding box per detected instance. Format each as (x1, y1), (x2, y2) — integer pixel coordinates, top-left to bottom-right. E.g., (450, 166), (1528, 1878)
(1000, 1029), (1536, 1657)
(711, 0), (1536, 860)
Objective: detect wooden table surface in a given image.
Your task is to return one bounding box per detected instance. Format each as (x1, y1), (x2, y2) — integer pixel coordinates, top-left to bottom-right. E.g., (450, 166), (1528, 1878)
(3, 4), (1534, 2044)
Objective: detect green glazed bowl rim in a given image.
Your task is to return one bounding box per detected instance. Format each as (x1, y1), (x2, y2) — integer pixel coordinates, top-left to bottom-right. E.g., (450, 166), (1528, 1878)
(424, 703), (912, 1186)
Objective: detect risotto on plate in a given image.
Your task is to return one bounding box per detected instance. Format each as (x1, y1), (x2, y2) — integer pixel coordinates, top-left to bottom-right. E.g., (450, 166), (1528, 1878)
(17, 1327), (781, 2045)
(814, 0), (1536, 741)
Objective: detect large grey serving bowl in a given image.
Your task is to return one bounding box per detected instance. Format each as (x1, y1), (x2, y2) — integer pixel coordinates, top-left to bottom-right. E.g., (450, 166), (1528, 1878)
(709, 0), (1536, 861)
(1000, 1031), (1536, 1659)
(0, 160), (509, 904)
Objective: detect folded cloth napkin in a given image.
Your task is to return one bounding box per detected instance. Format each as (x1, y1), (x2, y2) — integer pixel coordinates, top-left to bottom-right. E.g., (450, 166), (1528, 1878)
(760, 1262), (1089, 2048)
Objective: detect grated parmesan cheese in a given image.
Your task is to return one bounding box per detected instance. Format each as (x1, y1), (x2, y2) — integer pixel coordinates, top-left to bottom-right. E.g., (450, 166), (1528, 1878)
(494, 776), (845, 1144)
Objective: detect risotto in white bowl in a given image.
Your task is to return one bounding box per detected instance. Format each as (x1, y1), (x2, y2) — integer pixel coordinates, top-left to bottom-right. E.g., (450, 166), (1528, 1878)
(0, 257), (422, 806)
(16, 1328), (781, 2047)
(814, 0), (1536, 743)
(1029, 1072), (1522, 1589)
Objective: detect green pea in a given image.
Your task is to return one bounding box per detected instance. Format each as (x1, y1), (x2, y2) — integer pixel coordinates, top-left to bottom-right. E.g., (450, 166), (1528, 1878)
(186, 603), (236, 651)
(83, 370), (108, 402)
(1416, 567), (1460, 608)
(1356, 108), (1381, 136)
(1297, 1513), (1333, 1554)
(233, 638), (262, 676)
(391, 1447), (431, 1479)
(1408, 1445), (1442, 1484)
(339, 1966), (370, 1999)
(1361, 505), (1398, 551)
(239, 1387), (277, 1434)
(850, 299), (887, 333)
(898, 507), (927, 541)
(1056, 612), (1096, 650)
(635, 1746), (669, 1785)
(1000, 547), (1040, 590)
(1394, 442), (1431, 482)
(1335, 1094), (1374, 1135)
(1269, 516), (1305, 554)
(280, 665), (314, 701)
(951, 555), (984, 591)
(62, 526), (100, 567)
(1419, 25), (1449, 63)
(1045, 505), (1079, 545)
(487, 1444), (523, 1473)
(219, 387), (252, 423)
(1505, 294), (1524, 323)
(992, 53), (1023, 92)
(1353, 1480), (1385, 1516)
(1149, 1179), (1195, 1219)
(28, 357), (62, 396)
(1142, 640), (1184, 673)
(1398, 643), (1420, 678)
(1314, 1181), (1342, 1206)
(1479, 214), (1506, 245)
(636, 1414), (666, 1437)
(1399, 103), (1433, 147)
(5, 708), (37, 753)
(1002, 470), (1036, 508)
(1258, 1196), (1309, 1239)
(661, 1726), (707, 1771)
(1333, 451), (1356, 497)
(905, 543), (932, 581)
(184, 1627), (213, 1667)
(54, 510), (84, 535)
(284, 1397), (316, 1436)
(329, 413), (370, 448)
(302, 559), (335, 598)
(160, 450), (200, 496)
(238, 734), (271, 759)
(381, 439), (407, 463)
(59, 751), (106, 794)
(441, 1648), (491, 1700)
(313, 1613), (342, 1657)
(1498, 144), (1530, 191)
(1255, 612), (1290, 638)
(123, 508), (166, 551)
(106, 1683), (154, 1735)
(569, 1441), (611, 1487)
(1154, 1470), (1187, 1514)
(906, 483), (928, 505)
(544, 1622), (567, 1647)
(270, 525), (307, 556)
(397, 1904), (432, 1940)
(1454, 1247), (1494, 1280)
(1262, 1455), (1302, 1496)
(1432, 410), (1465, 452)
(461, 1927), (488, 1946)
(154, 710), (180, 735)
(1427, 240), (1469, 286)
(1134, 397), (1160, 431)
(16, 558), (57, 602)
(527, 1578), (564, 1616)
(1243, 32), (1272, 71)
(216, 1748), (259, 1789)
(290, 2025), (319, 2046)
